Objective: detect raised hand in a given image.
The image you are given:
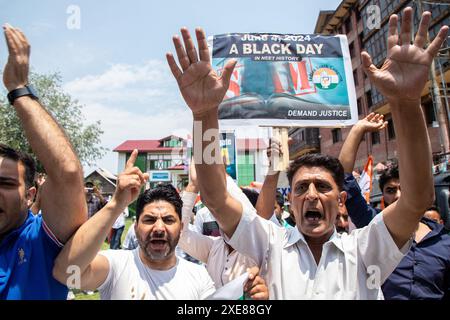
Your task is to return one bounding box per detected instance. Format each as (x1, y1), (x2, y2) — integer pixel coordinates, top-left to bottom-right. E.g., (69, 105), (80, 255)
(166, 27), (236, 116)
(361, 8), (448, 102)
(266, 138), (282, 175)
(3, 24), (29, 91)
(113, 149), (149, 208)
(355, 112), (387, 133)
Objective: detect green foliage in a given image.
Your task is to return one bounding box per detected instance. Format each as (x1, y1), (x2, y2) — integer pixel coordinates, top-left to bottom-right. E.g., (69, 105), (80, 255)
(0, 71), (106, 171)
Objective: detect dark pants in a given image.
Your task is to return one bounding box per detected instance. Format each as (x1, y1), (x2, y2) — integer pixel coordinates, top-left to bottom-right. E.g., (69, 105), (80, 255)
(110, 226), (125, 249)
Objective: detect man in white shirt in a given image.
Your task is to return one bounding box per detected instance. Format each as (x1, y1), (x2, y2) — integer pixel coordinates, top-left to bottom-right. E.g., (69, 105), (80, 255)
(53, 150), (216, 299)
(179, 163), (260, 291)
(166, 8), (447, 299)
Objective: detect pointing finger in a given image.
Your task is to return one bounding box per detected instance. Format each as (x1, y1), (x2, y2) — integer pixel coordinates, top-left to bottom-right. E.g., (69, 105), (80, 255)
(126, 149), (138, 170)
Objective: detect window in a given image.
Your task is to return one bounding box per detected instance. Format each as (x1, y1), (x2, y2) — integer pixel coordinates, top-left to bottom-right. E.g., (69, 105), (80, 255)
(366, 91), (373, 108)
(149, 159), (171, 170)
(359, 33), (364, 49)
(163, 139), (182, 147)
(371, 131), (380, 145)
(332, 128), (342, 144)
(353, 70), (359, 87)
(387, 118), (395, 140)
(423, 100), (437, 126)
(237, 153), (255, 186)
(357, 98), (363, 115)
(349, 42), (355, 59)
(345, 16), (352, 34)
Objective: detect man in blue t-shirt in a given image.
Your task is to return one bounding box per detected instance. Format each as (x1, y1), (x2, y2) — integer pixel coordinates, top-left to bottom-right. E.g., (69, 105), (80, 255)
(0, 25), (87, 299)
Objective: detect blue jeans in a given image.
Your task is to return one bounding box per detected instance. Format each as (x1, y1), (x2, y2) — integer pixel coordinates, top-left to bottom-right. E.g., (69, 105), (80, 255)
(110, 226), (125, 249)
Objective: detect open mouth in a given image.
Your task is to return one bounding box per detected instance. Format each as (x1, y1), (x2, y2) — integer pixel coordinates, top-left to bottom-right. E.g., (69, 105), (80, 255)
(149, 239), (168, 250)
(304, 210), (323, 223)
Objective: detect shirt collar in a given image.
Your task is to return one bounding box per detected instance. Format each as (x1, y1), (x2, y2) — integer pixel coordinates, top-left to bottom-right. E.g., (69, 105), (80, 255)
(420, 217), (445, 238)
(0, 210), (34, 248)
(285, 226), (345, 253)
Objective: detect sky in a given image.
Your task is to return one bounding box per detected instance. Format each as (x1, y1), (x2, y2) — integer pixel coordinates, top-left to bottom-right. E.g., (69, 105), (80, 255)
(0, 0), (342, 175)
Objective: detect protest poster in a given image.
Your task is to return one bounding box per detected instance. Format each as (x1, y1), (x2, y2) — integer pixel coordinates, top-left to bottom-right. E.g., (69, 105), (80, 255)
(220, 131), (237, 180)
(208, 33), (358, 127)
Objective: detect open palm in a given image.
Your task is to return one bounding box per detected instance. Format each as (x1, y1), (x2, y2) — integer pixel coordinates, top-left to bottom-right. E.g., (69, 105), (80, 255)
(362, 8), (448, 102)
(167, 28), (236, 115)
(358, 112), (387, 132)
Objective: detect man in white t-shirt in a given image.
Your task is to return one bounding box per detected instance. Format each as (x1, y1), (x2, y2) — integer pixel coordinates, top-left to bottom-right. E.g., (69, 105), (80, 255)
(53, 150), (216, 299)
(166, 10), (446, 299)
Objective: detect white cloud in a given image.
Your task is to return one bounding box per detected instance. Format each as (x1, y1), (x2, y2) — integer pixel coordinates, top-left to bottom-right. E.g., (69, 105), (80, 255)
(64, 60), (178, 109)
(63, 61), (192, 175)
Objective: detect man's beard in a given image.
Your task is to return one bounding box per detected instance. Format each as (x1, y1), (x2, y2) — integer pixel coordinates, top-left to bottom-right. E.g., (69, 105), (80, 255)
(137, 232), (180, 261)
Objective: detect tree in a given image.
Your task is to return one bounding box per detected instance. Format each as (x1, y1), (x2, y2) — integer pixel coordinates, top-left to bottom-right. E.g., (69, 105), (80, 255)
(0, 71), (106, 171)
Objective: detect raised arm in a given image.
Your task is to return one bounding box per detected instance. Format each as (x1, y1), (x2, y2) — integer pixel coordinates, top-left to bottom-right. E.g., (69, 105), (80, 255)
(178, 159), (215, 263)
(53, 150), (148, 290)
(166, 28), (241, 237)
(338, 113), (387, 173)
(255, 139), (281, 220)
(3, 25), (86, 242)
(362, 8), (447, 247)
(338, 114), (386, 228)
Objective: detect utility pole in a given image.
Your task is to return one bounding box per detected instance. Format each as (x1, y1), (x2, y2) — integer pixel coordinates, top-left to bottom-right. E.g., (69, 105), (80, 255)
(417, 0), (450, 157)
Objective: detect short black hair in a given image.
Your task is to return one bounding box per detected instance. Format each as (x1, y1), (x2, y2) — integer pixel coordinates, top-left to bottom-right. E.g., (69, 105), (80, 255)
(135, 184), (183, 221)
(425, 205), (440, 214)
(0, 143), (36, 189)
(287, 153), (344, 191)
(240, 187), (259, 207)
(275, 191), (284, 208)
(379, 165), (399, 191)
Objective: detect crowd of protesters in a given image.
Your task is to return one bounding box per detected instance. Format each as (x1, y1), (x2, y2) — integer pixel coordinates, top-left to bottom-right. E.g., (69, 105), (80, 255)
(0, 7), (449, 300)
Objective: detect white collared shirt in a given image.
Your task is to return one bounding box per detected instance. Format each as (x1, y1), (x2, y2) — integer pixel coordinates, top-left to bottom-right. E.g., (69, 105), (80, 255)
(179, 192), (257, 288)
(226, 206), (411, 300)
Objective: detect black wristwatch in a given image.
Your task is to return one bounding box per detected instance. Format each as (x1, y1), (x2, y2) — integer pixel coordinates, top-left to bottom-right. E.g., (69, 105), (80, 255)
(7, 85), (39, 105)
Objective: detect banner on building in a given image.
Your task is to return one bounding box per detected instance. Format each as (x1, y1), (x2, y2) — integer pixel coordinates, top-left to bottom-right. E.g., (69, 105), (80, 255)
(208, 33), (358, 127)
(220, 131), (237, 180)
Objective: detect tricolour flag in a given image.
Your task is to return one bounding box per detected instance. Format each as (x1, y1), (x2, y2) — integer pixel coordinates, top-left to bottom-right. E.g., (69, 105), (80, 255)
(358, 155), (373, 204)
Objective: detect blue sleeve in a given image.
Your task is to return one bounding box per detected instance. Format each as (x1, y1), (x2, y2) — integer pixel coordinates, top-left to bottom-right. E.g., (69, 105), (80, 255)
(343, 173), (379, 228)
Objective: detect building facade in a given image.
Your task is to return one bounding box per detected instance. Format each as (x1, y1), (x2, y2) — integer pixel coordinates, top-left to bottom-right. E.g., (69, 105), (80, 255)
(84, 167), (117, 199)
(308, 0), (450, 172)
(113, 136), (270, 190)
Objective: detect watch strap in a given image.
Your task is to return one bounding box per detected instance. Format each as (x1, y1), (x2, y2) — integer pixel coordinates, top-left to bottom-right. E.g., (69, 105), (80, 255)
(7, 85), (38, 105)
